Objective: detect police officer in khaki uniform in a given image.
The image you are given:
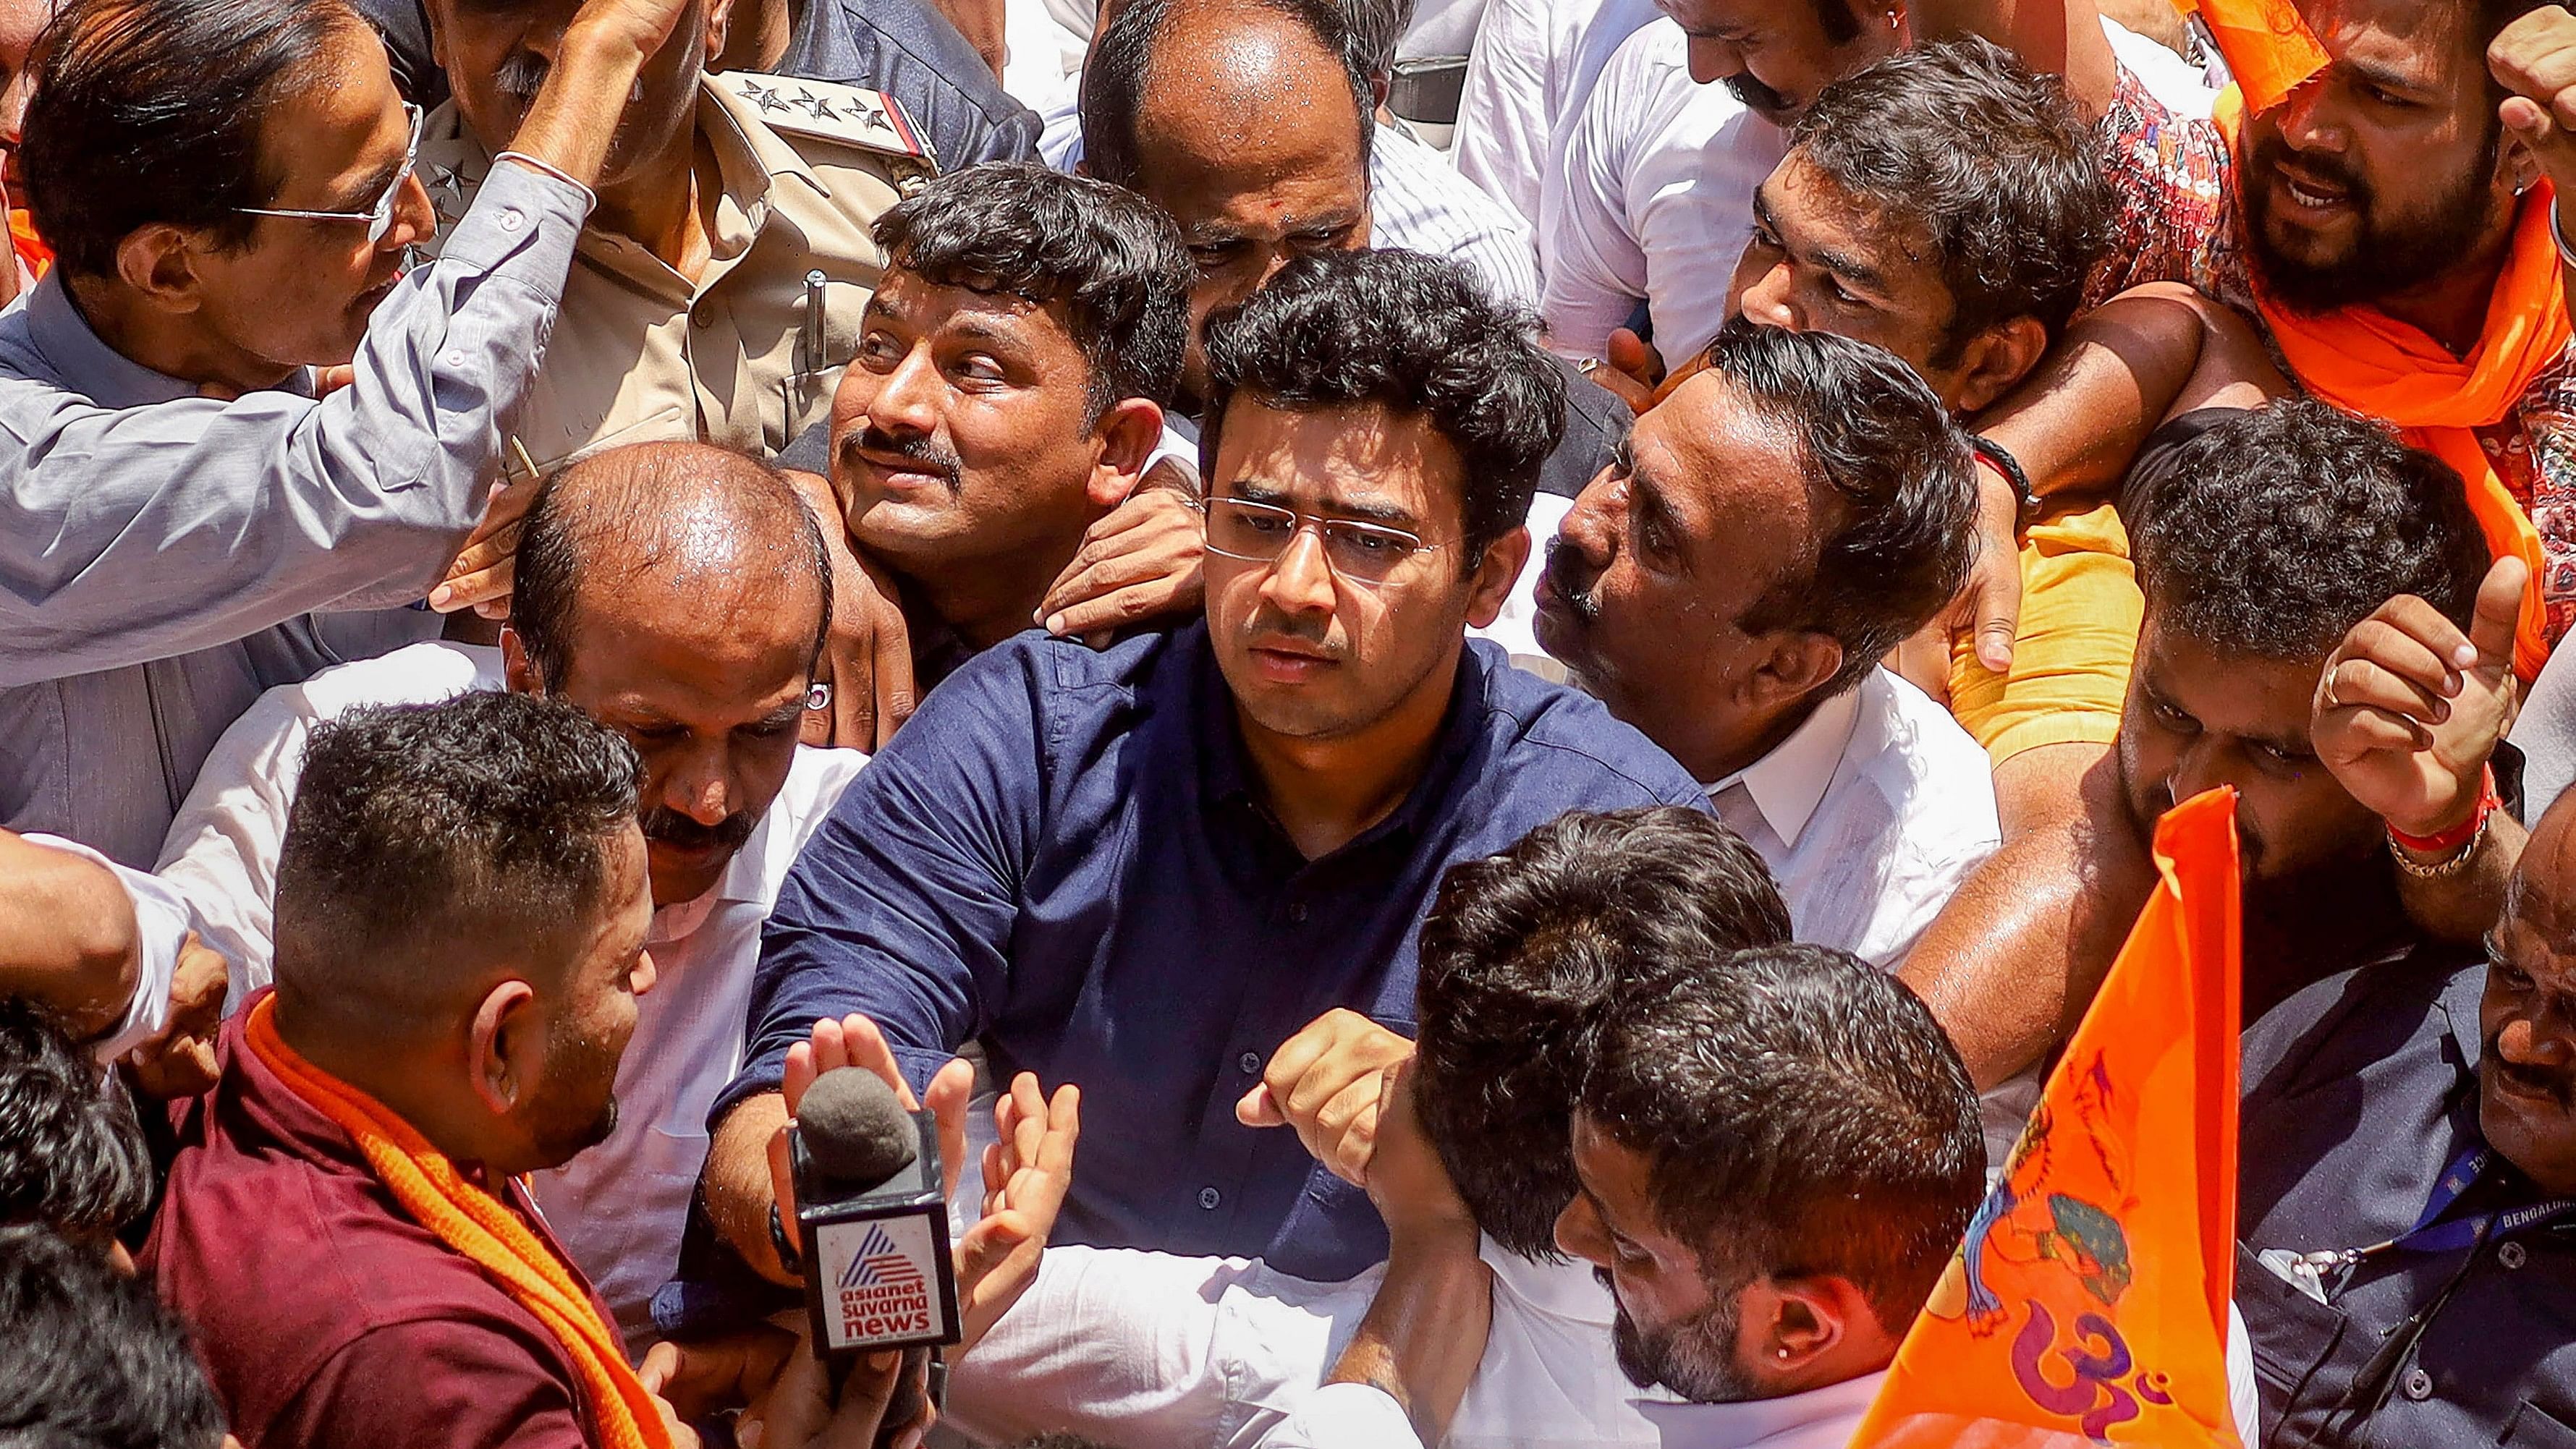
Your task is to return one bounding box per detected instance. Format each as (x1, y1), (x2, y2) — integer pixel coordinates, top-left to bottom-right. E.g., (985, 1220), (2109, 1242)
(413, 0), (935, 471)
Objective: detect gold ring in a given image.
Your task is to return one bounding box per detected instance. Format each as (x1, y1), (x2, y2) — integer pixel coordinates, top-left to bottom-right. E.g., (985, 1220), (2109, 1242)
(2323, 666), (2343, 710)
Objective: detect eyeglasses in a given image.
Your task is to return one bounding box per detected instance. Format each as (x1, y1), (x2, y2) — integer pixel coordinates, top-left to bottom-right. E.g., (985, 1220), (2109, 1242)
(1195, 496), (1439, 587)
(235, 103), (425, 245)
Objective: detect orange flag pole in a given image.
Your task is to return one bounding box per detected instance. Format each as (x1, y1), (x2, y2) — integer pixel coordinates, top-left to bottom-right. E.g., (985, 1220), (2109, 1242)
(1849, 786), (2245, 1449)
(2172, 0), (2329, 114)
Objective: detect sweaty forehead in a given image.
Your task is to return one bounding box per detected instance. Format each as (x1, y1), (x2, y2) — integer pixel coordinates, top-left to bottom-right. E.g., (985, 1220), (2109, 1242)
(2140, 626), (2318, 750)
(1133, 15), (1365, 183)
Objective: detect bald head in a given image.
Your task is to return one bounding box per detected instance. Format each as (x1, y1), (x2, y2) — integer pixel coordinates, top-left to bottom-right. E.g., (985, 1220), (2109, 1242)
(509, 441), (832, 692)
(1085, 0), (1371, 198)
(504, 442), (836, 909)
(2481, 792), (2576, 1194)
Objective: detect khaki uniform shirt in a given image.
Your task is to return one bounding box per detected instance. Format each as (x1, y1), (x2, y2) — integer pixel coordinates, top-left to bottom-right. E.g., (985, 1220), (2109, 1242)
(418, 73), (935, 470)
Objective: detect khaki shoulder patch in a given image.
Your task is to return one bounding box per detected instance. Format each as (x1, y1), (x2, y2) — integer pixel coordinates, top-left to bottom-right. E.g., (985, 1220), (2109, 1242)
(713, 72), (939, 173)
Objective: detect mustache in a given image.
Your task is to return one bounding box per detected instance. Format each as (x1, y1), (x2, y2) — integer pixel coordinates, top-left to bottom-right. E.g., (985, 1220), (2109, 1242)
(852, 425), (965, 494)
(1723, 71), (1795, 116)
(2487, 1038), (2576, 1109)
(2251, 131), (2371, 206)
(1243, 607), (1344, 658)
(639, 806), (755, 854)
(495, 51), (646, 106)
(494, 51), (550, 105)
(1543, 538), (1601, 624)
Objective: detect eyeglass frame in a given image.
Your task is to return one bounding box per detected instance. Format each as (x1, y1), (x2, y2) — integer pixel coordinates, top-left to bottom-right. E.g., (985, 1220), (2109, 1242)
(233, 102), (425, 246)
(1190, 493), (1445, 589)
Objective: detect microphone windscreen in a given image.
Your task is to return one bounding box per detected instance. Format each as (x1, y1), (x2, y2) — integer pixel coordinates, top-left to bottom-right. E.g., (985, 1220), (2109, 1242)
(798, 1068), (920, 1191)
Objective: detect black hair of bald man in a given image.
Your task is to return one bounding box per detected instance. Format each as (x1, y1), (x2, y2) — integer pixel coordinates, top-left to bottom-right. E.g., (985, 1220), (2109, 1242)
(271, 692), (643, 1040)
(508, 441), (835, 693)
(1082, 0), (1376, 197)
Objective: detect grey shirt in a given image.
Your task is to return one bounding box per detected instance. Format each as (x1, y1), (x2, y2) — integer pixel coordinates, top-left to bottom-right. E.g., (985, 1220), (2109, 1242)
(0, 161), (592, 864)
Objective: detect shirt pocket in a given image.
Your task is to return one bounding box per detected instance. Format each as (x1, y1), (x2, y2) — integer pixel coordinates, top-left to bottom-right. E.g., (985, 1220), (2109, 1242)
(2234, 1241), (2352, 1396)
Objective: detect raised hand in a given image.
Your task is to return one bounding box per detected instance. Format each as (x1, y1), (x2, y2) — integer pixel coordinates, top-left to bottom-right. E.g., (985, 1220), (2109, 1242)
(1236, 1008), (1418, 1188)
(2313, 556), (2525, 841)
(954, 1071), (1080, 1349)
(2494, 8), (2576, 202)
(768, 1014), (975, 1259)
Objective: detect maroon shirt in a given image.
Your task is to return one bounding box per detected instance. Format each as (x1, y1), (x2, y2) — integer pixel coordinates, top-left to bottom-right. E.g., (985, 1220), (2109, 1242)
(144, 994), (615, 1449)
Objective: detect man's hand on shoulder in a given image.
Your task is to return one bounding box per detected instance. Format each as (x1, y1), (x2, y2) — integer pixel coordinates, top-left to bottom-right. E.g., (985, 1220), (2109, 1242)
(1036, 486), (1206, 648)
(782, 469), (917, 751)
(1237, 1008), (1418, 1187)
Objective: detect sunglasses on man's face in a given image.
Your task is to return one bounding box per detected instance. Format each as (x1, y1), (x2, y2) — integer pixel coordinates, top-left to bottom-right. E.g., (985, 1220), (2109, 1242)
(234, 102), (425, 246)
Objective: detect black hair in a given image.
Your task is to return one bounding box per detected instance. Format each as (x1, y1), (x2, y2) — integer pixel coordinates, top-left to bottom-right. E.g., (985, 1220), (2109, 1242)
(22, 0), (368, 280)
(2129, 400), (2492, 663)
(272, 692), (643, 1016)
(1413, 808), (1791, 1261)
(875, 162), (1193, 420)
(1580, 944), (1985, 1337)
(509, 443), (834, 693)
(1200, 248), (1564, 562)
(1790, 35), (2113, 358)
(1712, 323), (1976, 695)
(1082, 0), (1374, 195)
(1807, 0), (1866, 45)
(0, 1000), (149, 1245)
(0, 1225), (229, 1449)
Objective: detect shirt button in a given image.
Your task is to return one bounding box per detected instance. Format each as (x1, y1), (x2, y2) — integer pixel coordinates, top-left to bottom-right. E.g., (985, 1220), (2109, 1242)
(440, 349), (465, 367)
(1287, 902), (1309, 924)
(2401, 1367), (2435, 1401)
(1239, 1052), (1262, 1075)
(497, 208), (523, 232)
(2501, 1240), (2530, 1270)
(691, 309), (713, 330)
(1198, 1186), (1222, 1210)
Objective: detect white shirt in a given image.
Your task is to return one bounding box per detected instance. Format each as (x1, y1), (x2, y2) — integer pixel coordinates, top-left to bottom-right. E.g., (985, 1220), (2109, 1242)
(20, 833), (190, 1065)
(1534, 15), (2210, 366)
(1540, 19), (1783, 364)
(1705, 667), (1997, 970)
(1038, 109), (1541, 310)
(1452, 0), (1661, 230)
(151, 639), (869, 1343)
(946, 1238), (1663, 1449)
(1000, 0), (1095, 116)
(1634, 1374), (1885, 1449)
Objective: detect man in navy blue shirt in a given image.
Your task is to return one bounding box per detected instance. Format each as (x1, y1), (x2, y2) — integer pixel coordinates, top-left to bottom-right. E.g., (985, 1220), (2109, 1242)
(701, 250), (1708, 1285)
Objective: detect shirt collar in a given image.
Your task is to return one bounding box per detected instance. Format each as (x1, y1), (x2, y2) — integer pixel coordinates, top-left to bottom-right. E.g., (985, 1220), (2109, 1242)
(1702, 679), (1866, 850)
(1480, 1237), (1617, 1326)
(1632, 1371), (1887, 1449)
(24, 271), (244, 407)
(1196, 626), (1495, 855)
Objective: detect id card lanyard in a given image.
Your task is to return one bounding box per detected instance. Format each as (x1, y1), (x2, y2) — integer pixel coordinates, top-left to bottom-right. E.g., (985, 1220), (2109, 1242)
(2260, 1145), (2576, 1304)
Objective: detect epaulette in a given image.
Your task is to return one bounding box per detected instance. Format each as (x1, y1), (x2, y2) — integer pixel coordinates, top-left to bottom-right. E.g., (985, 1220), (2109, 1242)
(714, 72), (940, 175)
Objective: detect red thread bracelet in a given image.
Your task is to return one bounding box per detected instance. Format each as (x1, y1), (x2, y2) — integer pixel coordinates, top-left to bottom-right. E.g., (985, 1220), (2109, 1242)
(2389, 764), (2499, 857)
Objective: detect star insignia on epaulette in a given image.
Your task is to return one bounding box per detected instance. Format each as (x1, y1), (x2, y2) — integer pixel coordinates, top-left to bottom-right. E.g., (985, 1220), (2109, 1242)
(792, 87), (840, 121)
(742, 79), (791, 114)
(428, 163), (467, 223)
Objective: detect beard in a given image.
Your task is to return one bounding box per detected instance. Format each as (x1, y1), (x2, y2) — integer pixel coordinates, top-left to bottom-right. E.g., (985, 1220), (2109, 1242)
(2241, 126), (2503, 315)
(1602, 1269), (1761, 1403)
(525, 1014), (625, 1168)
(1723, 71), (1798, 124)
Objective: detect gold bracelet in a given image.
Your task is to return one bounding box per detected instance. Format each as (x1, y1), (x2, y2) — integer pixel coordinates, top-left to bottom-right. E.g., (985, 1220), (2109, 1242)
(2389, 811), (2488, 879)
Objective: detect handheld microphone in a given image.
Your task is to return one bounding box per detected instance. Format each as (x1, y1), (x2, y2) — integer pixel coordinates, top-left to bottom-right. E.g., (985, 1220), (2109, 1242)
(789, 1067), (962, 1359)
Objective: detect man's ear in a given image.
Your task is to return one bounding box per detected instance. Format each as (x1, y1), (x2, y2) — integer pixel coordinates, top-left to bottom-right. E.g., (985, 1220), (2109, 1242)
(500, 627), (543, 695)
(114, 225), (209, 315)
(1745, 629), (1844, 713)
(465, 978), (540, 1117)
(1085, 396), (1166, 509)
(1950, 315), (2051, 415)
(703, 0), (734, 64)
(1465, 525), (1533, 631)
(1745, 1272), (1889, 1380)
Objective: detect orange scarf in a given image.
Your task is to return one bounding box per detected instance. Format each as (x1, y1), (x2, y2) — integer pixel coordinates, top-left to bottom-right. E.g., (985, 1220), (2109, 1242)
(244, 997), (670, 1449)
(2208, 86), (2562, 681)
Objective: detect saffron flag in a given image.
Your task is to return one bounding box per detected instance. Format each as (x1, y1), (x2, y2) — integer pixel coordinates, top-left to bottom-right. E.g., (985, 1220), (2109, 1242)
(2173, 0), (2330, 114)
(1848, 786), (2244, 1449)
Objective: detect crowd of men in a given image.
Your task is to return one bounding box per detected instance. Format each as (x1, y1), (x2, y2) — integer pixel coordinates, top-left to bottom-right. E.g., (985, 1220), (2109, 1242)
(7, 0), (2576, 1442)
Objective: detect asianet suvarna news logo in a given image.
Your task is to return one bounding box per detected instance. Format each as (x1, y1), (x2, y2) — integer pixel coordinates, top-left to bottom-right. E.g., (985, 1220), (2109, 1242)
(833, 1221), (936, 1340)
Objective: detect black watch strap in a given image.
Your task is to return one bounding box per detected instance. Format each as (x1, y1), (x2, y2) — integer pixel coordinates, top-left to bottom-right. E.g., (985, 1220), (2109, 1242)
(1971, 435), (2043, 535)
(770, 1201), (803, 1276)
